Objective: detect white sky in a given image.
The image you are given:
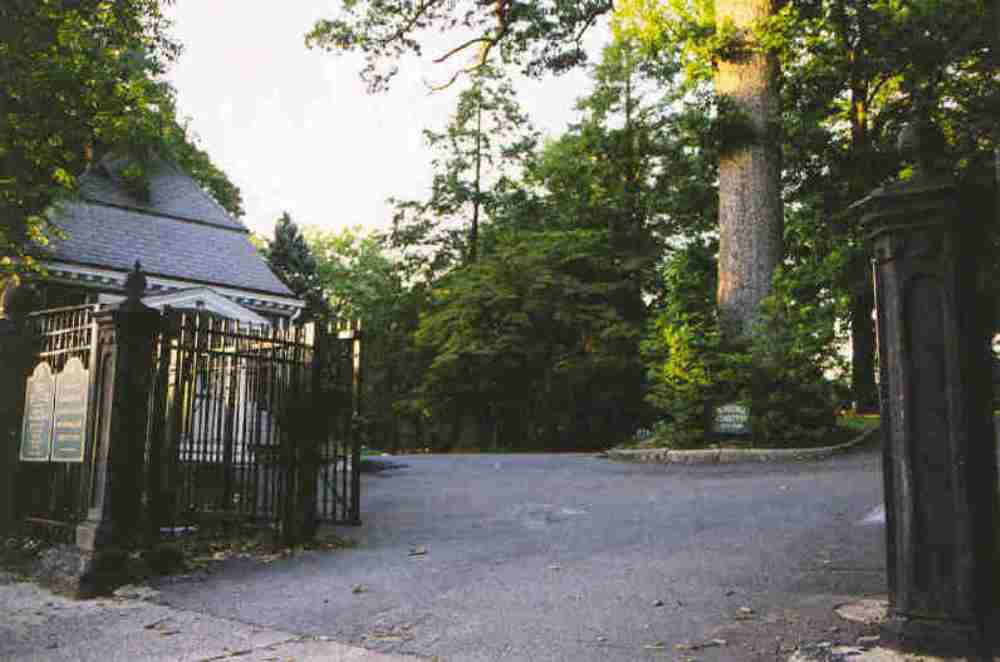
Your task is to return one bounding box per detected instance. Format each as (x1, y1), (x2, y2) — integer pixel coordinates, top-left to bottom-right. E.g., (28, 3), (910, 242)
(164, 2), (610, 240)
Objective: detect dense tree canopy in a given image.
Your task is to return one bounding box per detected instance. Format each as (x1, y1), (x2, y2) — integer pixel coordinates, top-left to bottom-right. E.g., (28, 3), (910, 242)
(304, 0), (996, 449)
(1, 0), (243, 280)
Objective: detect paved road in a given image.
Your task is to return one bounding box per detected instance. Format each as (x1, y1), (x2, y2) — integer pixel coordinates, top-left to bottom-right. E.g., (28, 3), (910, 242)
(150, 448), (887, 661)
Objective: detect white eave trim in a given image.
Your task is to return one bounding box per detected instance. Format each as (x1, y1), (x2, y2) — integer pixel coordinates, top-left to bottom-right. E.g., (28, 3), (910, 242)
(39, 260), (305, 314)
(99, 287), (272, 326)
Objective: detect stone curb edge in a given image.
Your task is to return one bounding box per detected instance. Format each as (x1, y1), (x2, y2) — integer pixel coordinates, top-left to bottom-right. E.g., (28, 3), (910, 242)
(606, 426), (880, 465)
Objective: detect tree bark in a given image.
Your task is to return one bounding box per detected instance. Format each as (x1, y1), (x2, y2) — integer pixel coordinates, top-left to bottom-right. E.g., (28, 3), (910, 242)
(715, 0), (784, 340)
(469, 87), (483, 263)
(994, 0), (999, 233)
(844, 5), (879, 411)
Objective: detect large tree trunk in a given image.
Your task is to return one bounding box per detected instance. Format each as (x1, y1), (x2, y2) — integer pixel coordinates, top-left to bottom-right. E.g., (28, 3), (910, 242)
(994, 0), (999, 232)
(844, 12), (880, 412)
(714, 0), (784, 340)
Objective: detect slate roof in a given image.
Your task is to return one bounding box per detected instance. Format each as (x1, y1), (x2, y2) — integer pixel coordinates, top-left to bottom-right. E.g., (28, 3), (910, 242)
(78, 157), (245, 231)
(45, 158), (296, 298)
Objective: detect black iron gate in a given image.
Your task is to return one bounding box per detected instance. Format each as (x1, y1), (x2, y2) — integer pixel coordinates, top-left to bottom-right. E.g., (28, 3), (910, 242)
(10, 304), (363, 542)
(146, 310), (363, 536)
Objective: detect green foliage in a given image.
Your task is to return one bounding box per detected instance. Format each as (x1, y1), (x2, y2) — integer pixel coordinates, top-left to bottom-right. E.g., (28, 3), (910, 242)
(0, 0), (177, 277)
(745, 261), (847, 446)
(0, 0), (244, 280)
(389, 66), (537, 277)
(262, 213), (328, 319)
(306, 0), (616, 91)
(309, 0), (997, 451)
(405, 228), (631, 451)
(644, 237), (848, 448)
(167, 121), (246, 218)
(643, 240), (749, 447)
(305, 226), (404, 328)
(119, 161), (151, 201)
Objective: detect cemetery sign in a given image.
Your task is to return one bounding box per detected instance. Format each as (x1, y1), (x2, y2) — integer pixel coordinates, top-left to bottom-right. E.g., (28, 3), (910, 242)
(19, 358), (90, 463)
(50, 357), (89, 462)
(19, 362), (56, 461)
(712, 403), (751, 437)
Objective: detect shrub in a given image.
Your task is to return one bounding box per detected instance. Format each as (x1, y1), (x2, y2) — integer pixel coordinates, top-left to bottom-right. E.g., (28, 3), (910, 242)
(643, 241), (847, 448)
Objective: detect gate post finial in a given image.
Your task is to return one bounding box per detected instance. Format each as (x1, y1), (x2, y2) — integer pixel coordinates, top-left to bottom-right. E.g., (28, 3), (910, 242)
(123, 260), (147, 308)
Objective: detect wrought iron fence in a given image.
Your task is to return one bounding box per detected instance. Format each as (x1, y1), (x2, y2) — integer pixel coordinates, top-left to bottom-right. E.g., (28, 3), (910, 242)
(11, 302), (364, 542)
(147, 311), (363, 536)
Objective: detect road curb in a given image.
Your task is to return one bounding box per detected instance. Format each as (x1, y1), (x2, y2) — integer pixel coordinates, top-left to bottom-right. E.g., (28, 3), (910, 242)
(607, 426), (880, 465)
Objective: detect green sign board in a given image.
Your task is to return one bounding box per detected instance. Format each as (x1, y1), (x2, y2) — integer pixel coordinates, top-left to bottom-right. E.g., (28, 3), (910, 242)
(51, 357), (89, 463)
(19, 362), (55, 462)
(712, 403), (751, 437)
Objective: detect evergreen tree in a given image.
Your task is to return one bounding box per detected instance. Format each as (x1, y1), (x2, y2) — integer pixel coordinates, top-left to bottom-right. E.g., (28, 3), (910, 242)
(263, 213), (328, 320)
(389, 66), (538, 279)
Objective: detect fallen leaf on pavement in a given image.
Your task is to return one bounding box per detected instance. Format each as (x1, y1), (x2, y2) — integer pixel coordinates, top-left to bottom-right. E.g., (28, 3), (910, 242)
(675, 639), (726, 651)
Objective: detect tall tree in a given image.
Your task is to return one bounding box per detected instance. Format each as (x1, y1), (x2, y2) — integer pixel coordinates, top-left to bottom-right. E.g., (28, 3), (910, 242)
(713, 0), (783, 339)
(309, 0), (786, 338)
(389, 66), (537, 278)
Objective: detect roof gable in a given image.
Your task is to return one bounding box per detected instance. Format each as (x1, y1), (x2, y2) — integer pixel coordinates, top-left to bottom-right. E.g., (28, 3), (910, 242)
(79, 157), (246, 231)
(47, 201), (296, 297)
(44, 156), (297, 299)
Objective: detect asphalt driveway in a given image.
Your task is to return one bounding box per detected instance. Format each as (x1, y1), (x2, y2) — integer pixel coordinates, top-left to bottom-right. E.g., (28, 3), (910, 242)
(153, 449), (886, 661)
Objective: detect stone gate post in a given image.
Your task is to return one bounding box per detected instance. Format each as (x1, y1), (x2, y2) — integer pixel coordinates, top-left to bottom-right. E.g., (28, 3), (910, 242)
(857, 117), (998, 654)
(70, 263), (160, 595)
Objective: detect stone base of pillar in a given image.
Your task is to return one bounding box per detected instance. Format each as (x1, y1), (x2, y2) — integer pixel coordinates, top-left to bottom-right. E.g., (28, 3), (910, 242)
(31, 544), (130, 599)
(881, 612), (990, 657)
(75, 519), (116, 553)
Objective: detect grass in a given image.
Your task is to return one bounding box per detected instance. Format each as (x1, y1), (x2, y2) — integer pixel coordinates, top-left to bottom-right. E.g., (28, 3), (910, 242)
(839, 412), (881, 432)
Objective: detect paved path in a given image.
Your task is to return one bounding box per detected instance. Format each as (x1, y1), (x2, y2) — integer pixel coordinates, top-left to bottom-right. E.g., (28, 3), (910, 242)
(144, 449), (887, 661)
(0, 575), (417, 661)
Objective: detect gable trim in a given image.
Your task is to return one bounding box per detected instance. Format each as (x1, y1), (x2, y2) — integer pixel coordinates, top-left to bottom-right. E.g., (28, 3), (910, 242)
(100, 286), (272, 326)
(42, 256), (298, 301)
(40, 260), (305, 315)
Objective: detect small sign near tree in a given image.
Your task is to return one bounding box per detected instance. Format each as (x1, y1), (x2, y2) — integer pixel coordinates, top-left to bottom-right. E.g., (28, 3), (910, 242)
(712, 403), (751, 437)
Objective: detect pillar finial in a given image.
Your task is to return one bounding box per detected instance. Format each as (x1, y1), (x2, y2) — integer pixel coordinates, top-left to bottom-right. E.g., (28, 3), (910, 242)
(123, 260), (147, 306)
(897, 108), (947, 182)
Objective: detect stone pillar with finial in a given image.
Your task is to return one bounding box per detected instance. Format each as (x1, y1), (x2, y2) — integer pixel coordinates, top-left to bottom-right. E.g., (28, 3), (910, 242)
(852, 112), (998, 654)
(58, 261), (162, 596)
